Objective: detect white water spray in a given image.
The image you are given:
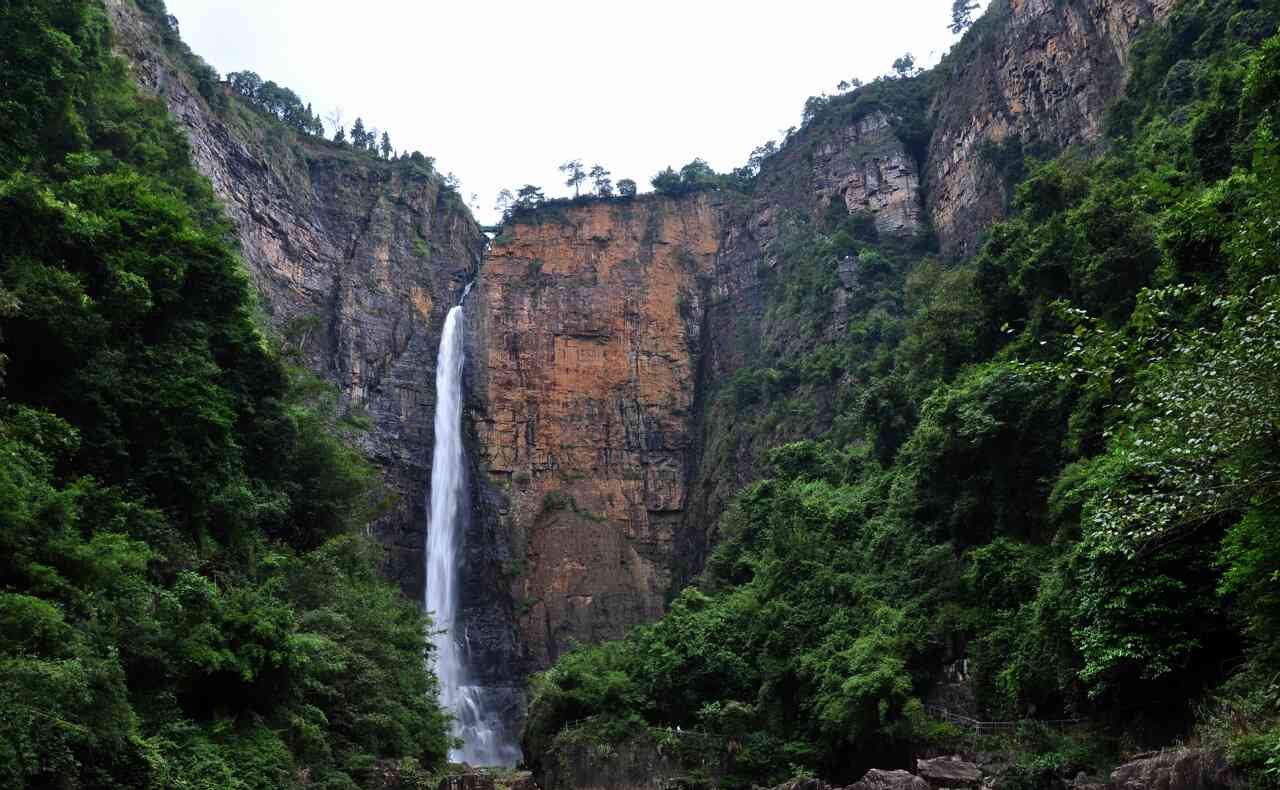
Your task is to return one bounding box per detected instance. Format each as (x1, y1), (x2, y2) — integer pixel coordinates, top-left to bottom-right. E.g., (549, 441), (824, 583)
(425, 288), (519, 766)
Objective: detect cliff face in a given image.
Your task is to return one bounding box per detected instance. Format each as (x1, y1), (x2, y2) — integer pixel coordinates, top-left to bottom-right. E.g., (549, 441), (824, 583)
(926, 0), (1174, 257)
(468, 105), (932, 669)
(468, 196), (724, 669)
(107, 0), (486, 597)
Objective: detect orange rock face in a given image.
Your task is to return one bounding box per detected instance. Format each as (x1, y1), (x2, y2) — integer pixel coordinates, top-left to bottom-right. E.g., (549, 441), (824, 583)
(469, 196), (723, 667)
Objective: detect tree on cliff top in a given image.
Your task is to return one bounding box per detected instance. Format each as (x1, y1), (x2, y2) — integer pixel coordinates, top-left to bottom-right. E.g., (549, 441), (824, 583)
(560, 158), (586, 196)
(950, 0), (980, 33)
(515, 184), (545, 209)
(590, 164), (613, 197)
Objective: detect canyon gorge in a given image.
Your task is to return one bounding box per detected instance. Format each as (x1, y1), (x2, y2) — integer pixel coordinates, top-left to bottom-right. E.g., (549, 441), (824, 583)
(106, 0), (1177, 755)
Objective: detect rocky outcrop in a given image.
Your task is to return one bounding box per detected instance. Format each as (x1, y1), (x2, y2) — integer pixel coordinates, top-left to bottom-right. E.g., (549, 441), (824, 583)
(1109, 749), (1239, 790)
(926, 0), (1174, 257)
(849, 770), (932, 790)
(536, 731), (707, 790)
(467, 104), (932, 670)
(107, 0), (486, 597)
(762, 110), (926, 238)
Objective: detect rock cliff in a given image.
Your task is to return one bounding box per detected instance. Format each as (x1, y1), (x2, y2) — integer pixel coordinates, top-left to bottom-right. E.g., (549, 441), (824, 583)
(467, 196), (724, 668)
(107, 0), (486, 598)
(926, 0), (1174, 257)
(466, 102), (935, 668)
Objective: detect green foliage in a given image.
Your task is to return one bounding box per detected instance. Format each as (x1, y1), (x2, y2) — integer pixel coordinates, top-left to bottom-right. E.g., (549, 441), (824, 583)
(226, 71), (325, 137)
(0, 2), (450, 786)
(650, 158), (737, 196)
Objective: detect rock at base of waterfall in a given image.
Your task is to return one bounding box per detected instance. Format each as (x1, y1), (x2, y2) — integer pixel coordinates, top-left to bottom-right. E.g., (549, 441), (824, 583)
(849, 768), (932, 790)
(433, 769), (540, 790)
(916, 756), (982, 788)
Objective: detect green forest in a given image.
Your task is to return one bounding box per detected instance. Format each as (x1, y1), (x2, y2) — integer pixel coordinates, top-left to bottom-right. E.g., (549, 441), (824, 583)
(0, 1), (451, 787)
(523, 0), (1280, 787)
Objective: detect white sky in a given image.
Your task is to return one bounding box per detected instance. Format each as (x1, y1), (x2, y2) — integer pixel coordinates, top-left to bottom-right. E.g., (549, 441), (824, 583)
(164, 0), (977, 223)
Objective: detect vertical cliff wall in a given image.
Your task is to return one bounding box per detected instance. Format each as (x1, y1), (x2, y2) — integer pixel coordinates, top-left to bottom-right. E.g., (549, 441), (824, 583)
(926, 0), (1174, 257)
(107, 0), (487, 597)
(467, 196), (724, 669)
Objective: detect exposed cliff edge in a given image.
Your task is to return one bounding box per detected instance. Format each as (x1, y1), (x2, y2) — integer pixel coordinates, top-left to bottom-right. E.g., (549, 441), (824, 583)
(107, 0), (486, 599)
(468, 194), (724, 670)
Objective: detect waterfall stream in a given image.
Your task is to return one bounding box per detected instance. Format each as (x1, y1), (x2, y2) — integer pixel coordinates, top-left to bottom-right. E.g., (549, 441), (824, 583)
(425, 289), (519, 766)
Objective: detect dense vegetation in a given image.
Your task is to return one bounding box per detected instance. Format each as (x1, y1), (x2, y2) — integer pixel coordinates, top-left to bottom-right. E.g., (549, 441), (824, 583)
(0, 1), (451, 787)
(524, 0), (1280, 787)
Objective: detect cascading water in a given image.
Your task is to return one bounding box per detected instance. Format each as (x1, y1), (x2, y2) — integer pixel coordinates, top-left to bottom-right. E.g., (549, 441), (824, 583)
(425, 286), (520, 766)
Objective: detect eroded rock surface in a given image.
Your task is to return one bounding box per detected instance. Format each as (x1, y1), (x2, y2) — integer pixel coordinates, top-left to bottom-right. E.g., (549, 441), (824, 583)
(916, 757), (983, 788)
(1109, 749), (1237, 790)
(926, 0), (1174, 257)
(469, 196), (724, 667)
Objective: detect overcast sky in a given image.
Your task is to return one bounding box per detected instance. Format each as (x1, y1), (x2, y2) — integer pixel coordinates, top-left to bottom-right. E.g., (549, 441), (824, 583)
(164, 0), (977, 223)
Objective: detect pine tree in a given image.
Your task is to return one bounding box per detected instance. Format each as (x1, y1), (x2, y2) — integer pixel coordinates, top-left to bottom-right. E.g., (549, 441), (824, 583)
(559, 159), (586, 196)
(380, 131), (393, 160)
(949, 0), (979, 33)
(589, 164), (613, 197)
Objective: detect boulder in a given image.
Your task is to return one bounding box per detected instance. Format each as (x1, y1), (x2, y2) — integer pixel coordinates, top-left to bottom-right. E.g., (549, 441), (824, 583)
(916, 756), (983, 788)
(1109, 748), (1236, 790)
(438, 774), (497, 790)
(849, 768), (932, 790)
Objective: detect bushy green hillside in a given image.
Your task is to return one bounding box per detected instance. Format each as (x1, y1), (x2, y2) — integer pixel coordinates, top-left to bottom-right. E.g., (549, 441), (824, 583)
(0, 2), (450, 787)
(523, 1), (1280, 786)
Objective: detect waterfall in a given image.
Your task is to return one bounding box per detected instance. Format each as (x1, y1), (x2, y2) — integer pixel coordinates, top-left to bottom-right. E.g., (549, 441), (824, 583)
(425, 288), (519, 766)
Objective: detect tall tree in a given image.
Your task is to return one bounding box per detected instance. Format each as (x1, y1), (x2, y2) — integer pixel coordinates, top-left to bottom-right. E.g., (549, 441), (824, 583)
(590, 164), (613, 197)
(950, 0), (980, 33)
(380, 131), (393, 160)
(515, 184), (545, 210)
(495, 188), (516, 215)
(560, 159), (586, 196)
(350, 117), (367, 149)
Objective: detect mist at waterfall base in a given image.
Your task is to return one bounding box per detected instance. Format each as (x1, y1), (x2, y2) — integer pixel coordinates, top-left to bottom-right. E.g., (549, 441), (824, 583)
(425, 298), (521, 767)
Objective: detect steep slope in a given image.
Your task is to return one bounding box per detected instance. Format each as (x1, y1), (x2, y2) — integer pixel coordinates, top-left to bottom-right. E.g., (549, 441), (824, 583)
(107, 0), (486, 597)
(106, 0), (1189, 763)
